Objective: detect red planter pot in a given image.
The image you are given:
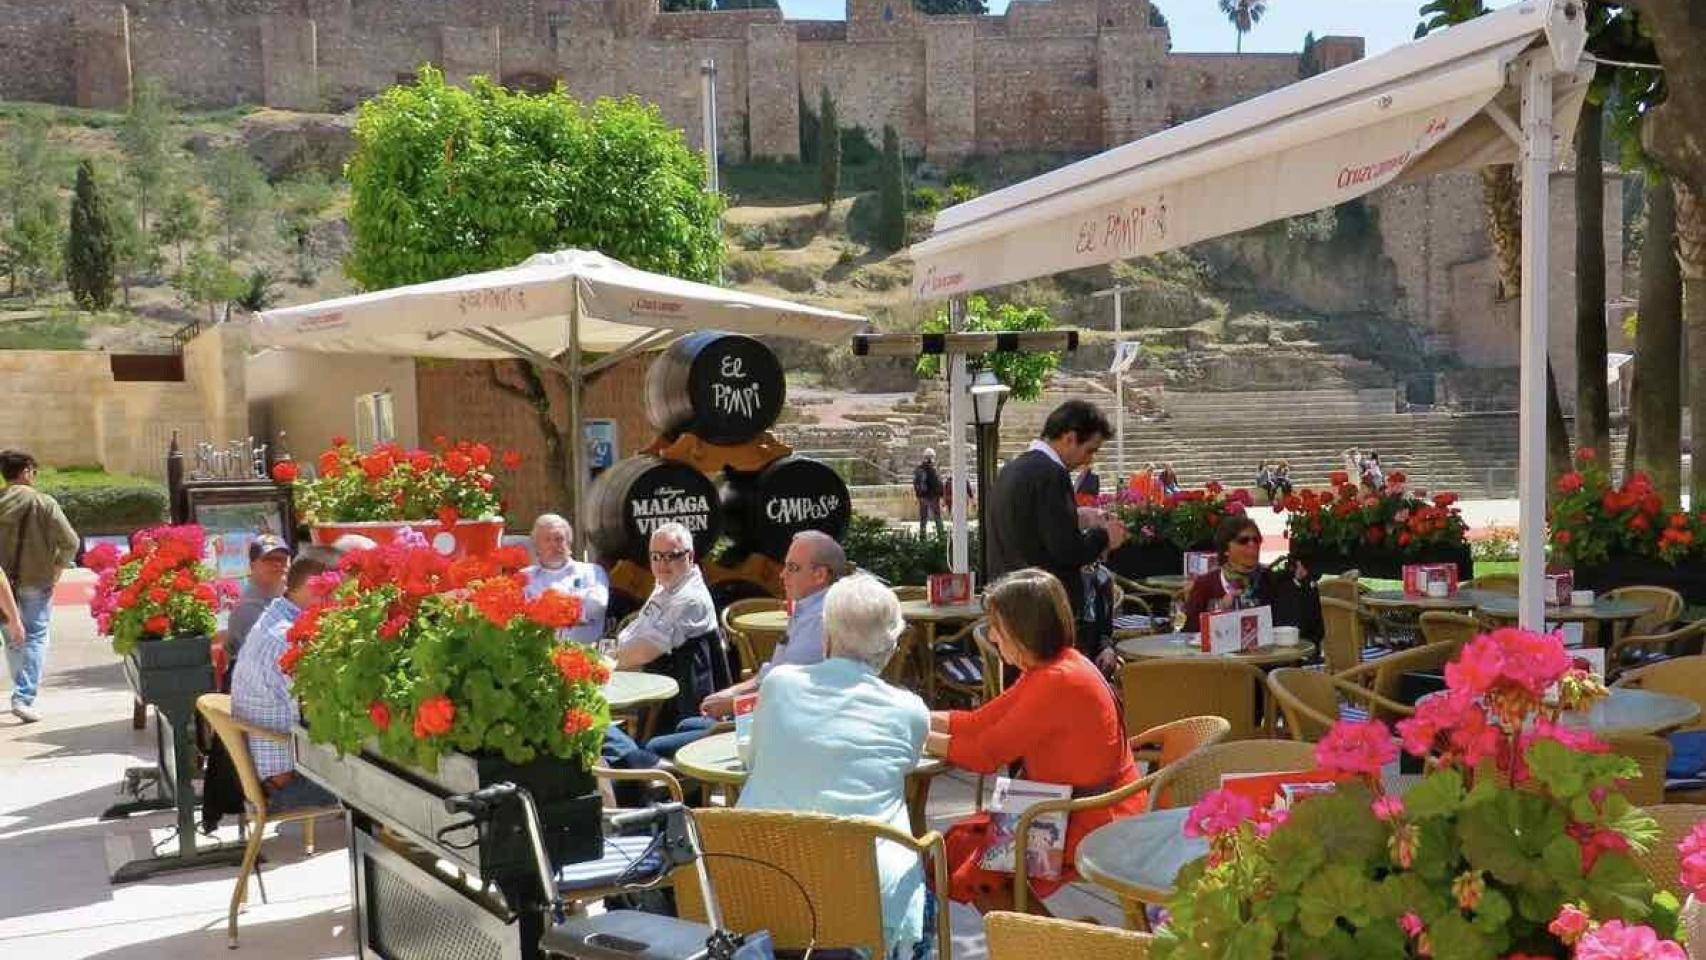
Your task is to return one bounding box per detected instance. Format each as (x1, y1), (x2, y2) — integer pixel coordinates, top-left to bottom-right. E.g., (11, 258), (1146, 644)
(309, 518), (506, 559)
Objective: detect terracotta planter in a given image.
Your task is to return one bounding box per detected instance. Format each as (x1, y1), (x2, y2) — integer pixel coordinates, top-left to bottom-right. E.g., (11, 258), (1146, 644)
(310, 518), (505, 559)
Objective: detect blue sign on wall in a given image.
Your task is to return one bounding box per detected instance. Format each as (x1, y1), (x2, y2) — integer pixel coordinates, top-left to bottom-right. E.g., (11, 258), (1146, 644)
(584, 419), (618, 473)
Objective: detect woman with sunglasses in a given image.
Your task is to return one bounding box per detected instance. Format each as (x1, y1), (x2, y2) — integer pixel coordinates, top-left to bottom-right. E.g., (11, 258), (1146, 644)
(1180, 515), (1319, 632)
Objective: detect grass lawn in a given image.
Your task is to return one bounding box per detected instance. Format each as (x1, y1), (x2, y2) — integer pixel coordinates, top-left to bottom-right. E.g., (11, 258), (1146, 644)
(1360, 559), (1516, 592)
(5, 466), (163, 491)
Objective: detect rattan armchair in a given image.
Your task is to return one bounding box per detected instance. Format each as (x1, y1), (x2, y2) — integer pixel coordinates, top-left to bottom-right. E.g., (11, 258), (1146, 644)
(1601, 733), (1672, 807)
(197, 693), (343, 949)
(986, 911), (1155, 960)
(1129, 715), (1233, 771)
(1318, 597), (1367, 675)
(933, 618), (992, 707)
(1607, 620), (1706, 675)
(1146, 739), (1321, 811)
(890, 585), (929, 602)
(1337, 639), (1467, 723)
(1605, 585), (1685, 639)
(1266, 667), (1387, 742)
(674, 808), (950, 960)
(1632, 805), (1706, 898)
(1316, 574), (1367, 606)
(721, 597), (785, 679)
(1010, 769), (1162, 914)
(1613, 655), (1706, 730)
(1120, 659), (1267, 740)
(1418, 611), (1479, 648)
(1465, 573), (1519, 595)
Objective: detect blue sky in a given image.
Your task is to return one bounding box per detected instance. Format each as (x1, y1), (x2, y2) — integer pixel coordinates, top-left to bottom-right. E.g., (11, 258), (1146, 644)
(774, 0), (1519, 56)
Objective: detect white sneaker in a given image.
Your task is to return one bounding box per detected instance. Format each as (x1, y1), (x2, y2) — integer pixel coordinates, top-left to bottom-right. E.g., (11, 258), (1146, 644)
(11, 701), (40, 723)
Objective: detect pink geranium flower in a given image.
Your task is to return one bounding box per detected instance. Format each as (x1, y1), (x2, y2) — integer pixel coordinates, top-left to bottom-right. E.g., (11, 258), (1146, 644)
(1549, 904), (1591, 946)
(1316, 719), (1397, 777)
(1182, 789), (1257, 839)
(1372, 794), (1405, 822)
(1490, 627), (1573, 697)
(1677, 823), (1706, 900)
(1574, 920), (1686, 960)
(1399, 912), (1424, 938)
(1444, 634), (1505, 696)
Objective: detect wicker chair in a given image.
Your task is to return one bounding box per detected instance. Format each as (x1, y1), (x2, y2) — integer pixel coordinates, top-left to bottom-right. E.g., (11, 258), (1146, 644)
(721, 597), (785, 679)
(1465, 573), (1520, 595)
(1632, 805), (1706, 898)
(1318, 597), (1367, 675)
(673, 808), (950, 960)
(1613, 655), (1706, 730)
(1601, 733), (1672, 807)
(1316, 574), (1366, 606)
(1130, 715), (1233, 772)
(1337, 639), (1467, 723)
(1418, 611), (1479, 648)
(986, 911), (1155, 960)
(197, 693), (343, 949)
(1266, 668), (1387, 742)
(1607, 619), (1706, 676)
(1606, 585), (1685, 640)
(1120, 659), (1267, 740)
(934, 618), (992, 707)
(1146, 739), (1321, 811)
(891, 585), (929, 602)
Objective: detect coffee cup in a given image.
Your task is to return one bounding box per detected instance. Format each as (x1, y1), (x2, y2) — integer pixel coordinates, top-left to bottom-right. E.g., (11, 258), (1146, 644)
(1273, 626), (1300, 647)
(1570, 589), (1594, 607)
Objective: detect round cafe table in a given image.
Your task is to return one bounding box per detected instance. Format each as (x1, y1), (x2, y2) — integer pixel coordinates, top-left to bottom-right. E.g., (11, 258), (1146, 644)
(601, 670), (679, 711)
(1114, 632), (1316, 668)
(1559, 688), (1700, 736)
(728, 608), (790, 635)
(672, 731), (949, 836)
(1362, 588), (1506, 614)
(1475, 596), (1654, 647)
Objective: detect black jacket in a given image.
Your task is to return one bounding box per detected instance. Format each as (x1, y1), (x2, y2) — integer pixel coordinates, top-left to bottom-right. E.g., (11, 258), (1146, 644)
(986, 449), (1110, 620)
(913, 462), (943, 499)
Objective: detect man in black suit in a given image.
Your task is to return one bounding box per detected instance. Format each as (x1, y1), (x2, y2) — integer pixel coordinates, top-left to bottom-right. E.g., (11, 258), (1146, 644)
(986, 400), (1129, 669)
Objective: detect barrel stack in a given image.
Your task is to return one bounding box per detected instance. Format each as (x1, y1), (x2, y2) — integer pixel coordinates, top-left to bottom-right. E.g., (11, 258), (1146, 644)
(587, 331), (852, 617)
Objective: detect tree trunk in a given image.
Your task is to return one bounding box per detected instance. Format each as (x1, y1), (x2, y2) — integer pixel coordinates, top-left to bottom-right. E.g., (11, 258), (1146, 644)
(1546, 362), (1571, 480)
(1633, 0), (1706, 202)
(1676, 180), (1706, 506)
(1575, 106), (1610, 457)
(1634, 177), (1682, 501)
(488, 360), (575, 515)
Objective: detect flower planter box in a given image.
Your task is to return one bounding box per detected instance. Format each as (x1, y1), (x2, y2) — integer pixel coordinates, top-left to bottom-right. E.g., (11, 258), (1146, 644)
(1573, 555), (1706, 607)
(293, 729), (602, 882)
(1289, 544), (1475, 582)
(310, 518), (505, 559)
(122, 633), (214, 707)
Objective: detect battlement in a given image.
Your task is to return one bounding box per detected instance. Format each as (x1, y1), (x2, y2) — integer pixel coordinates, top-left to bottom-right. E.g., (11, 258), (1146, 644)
(0, 0), (1350, 163)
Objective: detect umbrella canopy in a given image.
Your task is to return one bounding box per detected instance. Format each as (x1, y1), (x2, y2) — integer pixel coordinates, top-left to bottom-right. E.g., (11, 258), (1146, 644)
(910, 0), (1590, 298)
(251, 248), (866, 358)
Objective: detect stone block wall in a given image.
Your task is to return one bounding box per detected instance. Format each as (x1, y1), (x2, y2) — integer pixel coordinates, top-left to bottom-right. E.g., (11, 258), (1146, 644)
(1164, 53), (1304, 125)
(441, 25), (501, 89)
(747, 24), (801, 160)
(923, 20), (975, 160)
(74, 4), (130, 110)
(261, 15), (319, 112)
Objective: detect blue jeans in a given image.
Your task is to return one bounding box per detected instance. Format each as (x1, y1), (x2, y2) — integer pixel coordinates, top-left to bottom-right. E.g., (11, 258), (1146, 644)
(266, 774), (338, 812)
(6, 587), (52, 707)
(645, 716), (718, 758)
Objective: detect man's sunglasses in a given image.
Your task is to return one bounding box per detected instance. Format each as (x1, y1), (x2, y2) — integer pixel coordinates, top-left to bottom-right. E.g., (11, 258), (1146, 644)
(1233, 535), (1263, 546)
(649, 549), (691, 562)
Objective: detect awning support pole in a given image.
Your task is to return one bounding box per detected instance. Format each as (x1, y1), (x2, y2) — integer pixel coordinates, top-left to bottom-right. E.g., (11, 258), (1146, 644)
(569, 285), (587, 558)
(1517, 52), (1553, 631)
(582, 329), (680, 379)
(948, 297), (970, 575)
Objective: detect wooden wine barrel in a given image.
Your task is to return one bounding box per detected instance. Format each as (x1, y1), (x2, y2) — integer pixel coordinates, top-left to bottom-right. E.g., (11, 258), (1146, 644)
(645, 331), (785, 444)
(585, 455), (724, 565)
(720, 456), (852, 561)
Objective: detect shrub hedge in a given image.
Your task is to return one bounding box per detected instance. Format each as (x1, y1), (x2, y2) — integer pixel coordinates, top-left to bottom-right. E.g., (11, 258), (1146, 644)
(30, 468), (169, 535)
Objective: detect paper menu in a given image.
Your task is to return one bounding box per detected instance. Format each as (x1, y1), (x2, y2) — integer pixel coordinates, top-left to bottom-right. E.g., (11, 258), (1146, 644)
(1199, 605), (1272, 653)
(1184, 551), (1220, 578)
(733, 692), (759, 763)
(1402, 563), (1459, 598)
(976, 777), (1072, 880)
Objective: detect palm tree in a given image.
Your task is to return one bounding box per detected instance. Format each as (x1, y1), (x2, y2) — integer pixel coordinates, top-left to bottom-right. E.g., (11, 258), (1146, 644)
(1218, 0), (1267, 54)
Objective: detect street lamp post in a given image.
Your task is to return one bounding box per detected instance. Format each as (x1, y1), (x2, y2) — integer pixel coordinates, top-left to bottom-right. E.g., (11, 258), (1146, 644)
(969, 369), (1010, 586)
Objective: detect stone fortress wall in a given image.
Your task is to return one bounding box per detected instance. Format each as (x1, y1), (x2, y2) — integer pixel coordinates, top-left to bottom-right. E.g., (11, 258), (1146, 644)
(0, 0), (1364, 162)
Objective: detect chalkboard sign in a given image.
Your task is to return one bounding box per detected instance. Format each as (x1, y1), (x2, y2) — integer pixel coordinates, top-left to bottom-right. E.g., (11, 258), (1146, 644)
(645, 331), (784, 444)
(721, 456), (852, 561)
(586, 455), (724, 565)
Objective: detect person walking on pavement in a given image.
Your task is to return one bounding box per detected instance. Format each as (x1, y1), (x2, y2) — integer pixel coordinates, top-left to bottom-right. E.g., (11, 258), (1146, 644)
(0, 450), (81, 722)
(913, 448), (945, 540)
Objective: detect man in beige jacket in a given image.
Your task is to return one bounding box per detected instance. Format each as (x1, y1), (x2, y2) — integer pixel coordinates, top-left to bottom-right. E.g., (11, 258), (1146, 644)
(0, 451), (82, 722)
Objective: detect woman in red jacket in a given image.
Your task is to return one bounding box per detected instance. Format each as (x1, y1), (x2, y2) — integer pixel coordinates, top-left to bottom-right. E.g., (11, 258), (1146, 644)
(924, 568), (1141, 914)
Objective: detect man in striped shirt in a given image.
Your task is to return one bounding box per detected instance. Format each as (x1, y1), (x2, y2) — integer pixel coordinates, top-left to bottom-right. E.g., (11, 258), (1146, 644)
(230, 548), (340, 812)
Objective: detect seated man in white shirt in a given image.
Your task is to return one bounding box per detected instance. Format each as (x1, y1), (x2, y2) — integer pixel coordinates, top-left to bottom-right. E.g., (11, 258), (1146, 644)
(601, 522), (730, 771)
(522, 513), (608, 645)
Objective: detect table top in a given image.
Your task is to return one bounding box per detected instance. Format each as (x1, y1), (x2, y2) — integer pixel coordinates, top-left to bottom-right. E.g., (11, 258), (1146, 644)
(602, 670), (679, 711)
(1560, 688), (1701, 736)
(1139, 575), (1191, 592)
(671, 731), (948, 787)
(1476, 596), (1654, 623)
(1077, 807), (1203, 903)
(1115, 633), (1316, 666)
(729, 609), (791, 633)
(897, 598), (985, 622)
(1363, 588), (1505, 612)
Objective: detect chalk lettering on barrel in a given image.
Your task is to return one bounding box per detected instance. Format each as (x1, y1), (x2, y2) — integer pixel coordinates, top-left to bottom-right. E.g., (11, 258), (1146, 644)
(646, 331), (783, 444)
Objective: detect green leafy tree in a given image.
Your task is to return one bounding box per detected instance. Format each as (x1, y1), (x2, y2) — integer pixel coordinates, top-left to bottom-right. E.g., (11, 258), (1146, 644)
(4, 197), (64, 301)
(0, 113), (68, 296)
(344, 66), (723, 505)
(175, 247), (246, 324)
(1299, 32), (1320, 78)
(1218, 0), (1267, 53)
(916, 296), (1061, 401)
(106, 184), (153, 308)
(118, 77), (174, 240)
(660, 0), (711, 9)
(234, 267), (281, 313)
(817, 88), (841, 209)
(154, 187), (203, 272)
(203, 147), (270, 258)
(65, 159), (117, 311)
(876, 124), (907, 251)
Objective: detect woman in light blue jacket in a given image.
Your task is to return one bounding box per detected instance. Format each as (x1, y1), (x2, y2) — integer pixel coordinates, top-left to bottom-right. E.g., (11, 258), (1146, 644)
(738, 574), (930, 956)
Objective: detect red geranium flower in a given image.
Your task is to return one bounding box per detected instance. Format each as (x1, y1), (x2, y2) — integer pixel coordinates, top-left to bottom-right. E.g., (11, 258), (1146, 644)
(270, 461), (298, 483)
(412, 694), (456, 738)
(562, 708), (597, 735)
(144, 614), (171, 635)
(437, 504), (461, 531)
(1557, 472), (1584, 495)
(369, 701), (392, 731)
(500, 449), (523, 470)
(331, 434), (349, 447)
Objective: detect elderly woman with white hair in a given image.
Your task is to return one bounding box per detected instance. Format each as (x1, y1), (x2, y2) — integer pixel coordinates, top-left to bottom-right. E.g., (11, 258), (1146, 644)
(738, 574), (930, 956)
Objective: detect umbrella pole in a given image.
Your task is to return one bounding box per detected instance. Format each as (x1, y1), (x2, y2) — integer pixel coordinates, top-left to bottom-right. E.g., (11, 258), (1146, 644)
(948, 297), (970, 575)
(569, 288), (586, 558)
(1516, 52), (1553, 631)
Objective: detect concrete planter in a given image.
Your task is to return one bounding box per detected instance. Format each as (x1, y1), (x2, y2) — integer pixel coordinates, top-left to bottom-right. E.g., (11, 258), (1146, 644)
(309, 517), (505, 559)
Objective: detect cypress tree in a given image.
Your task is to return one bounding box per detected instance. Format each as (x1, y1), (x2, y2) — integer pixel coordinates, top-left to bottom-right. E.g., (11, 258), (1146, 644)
(877, 124), (906, 251)
(66, 159), (116, 311)
(817, 88), (840, 209)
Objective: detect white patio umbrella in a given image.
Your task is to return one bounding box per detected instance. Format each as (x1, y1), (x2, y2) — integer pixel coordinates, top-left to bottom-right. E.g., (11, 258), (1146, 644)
(910, 0), (1592, 627)
(251, 248), (868, 542)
